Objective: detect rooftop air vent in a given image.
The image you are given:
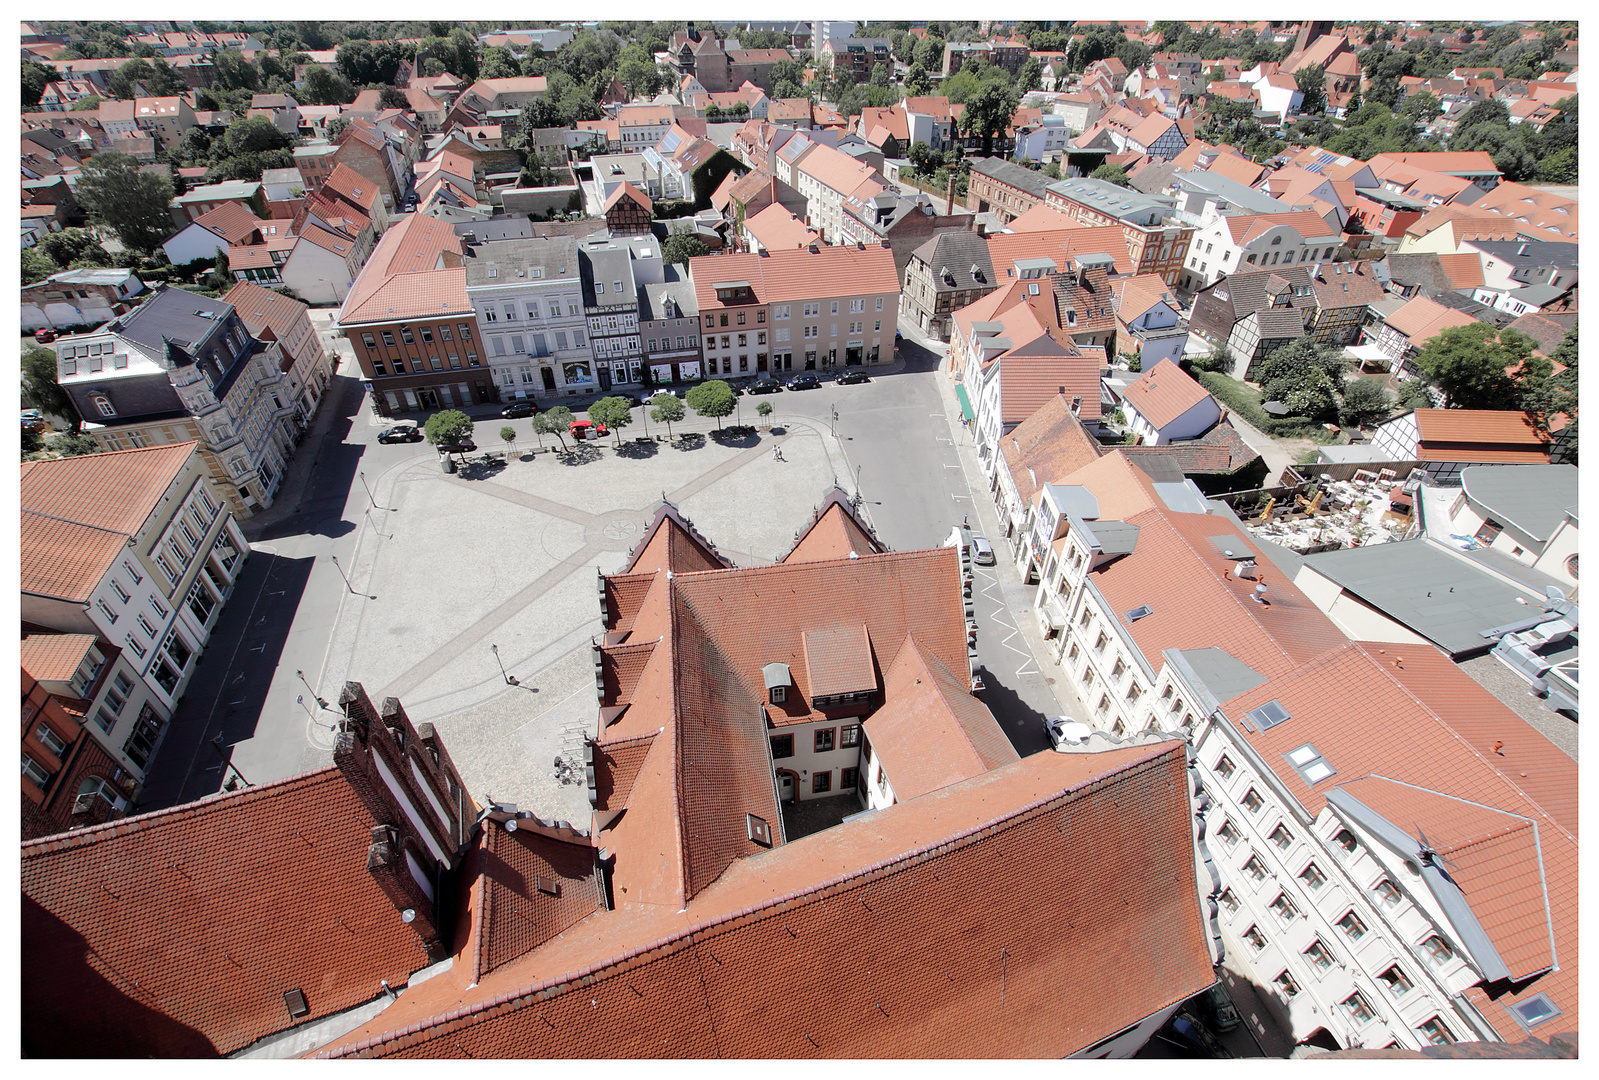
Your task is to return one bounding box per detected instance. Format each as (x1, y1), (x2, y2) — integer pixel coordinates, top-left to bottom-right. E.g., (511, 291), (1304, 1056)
(283, 989), (309, 1019)
(1246, 699), (1291, 731)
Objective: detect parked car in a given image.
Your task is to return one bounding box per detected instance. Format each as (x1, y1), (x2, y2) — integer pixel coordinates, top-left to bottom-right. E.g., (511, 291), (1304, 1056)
(377, 422), (423, 444)
(570, 419), (607, 439)
(438, 437), (477, 453)
(33, 328), (57, 344)
(21, 409), (46, 433)
(500, 401), (537, 419)
(969, 535), (995, 566)
(835, 369), (870, 384)
(747, 378), (784, 394)
(1045, 716), (1093, 752)
(786, 373), (821, 391)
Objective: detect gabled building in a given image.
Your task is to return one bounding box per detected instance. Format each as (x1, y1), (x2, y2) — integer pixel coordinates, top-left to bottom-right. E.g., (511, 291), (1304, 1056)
(1118, 358), (1221, 446)
(21, 653), (131, 839)
(1369, 409), (1552, 482)
(965, 158), (1053, 224)
(1110, 274), (1188, 369)
(837, 188), (975, 276)
(579, 233), (662, 392)
(990, 393), (1106, 570)
(21, 443), (246, 778)
(54, 286), (296, 516)
(1371, 294), (1483, 371)
(602, 181), (653, 236)
(1043, 176), (1193, 287)
(1179, 210), (1344, 292)
(464, 233), (592, 401)
(221, 282), (335, 429)
(21, 268), (145, 335)
(901, 230), (998, 340)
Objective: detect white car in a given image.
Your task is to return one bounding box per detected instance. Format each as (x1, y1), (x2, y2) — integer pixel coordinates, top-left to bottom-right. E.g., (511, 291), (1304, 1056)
(969, 535), (995, 566)
(1046, 716), (1094, 751)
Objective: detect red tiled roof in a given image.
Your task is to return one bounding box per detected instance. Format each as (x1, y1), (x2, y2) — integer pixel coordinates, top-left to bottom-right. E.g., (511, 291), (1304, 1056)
(781, 494), (886, 564)
(189, 200), (264, 245)
(1411, 408), (1551, 462)
(1383, 295), (1481, 343)
(319, 742), (1213, 1059)
(1002, 203), (1084, 233)
(296, 223), (357, 258)
(802, 623), (876, 698)
(1434, 252), (1486, 291)
(1120, 358), (1213, 430)
(22, 767), (434, 1056)
(19, 632), (98, 683)
(794, 141), (881, 196)
(621, 503), (729, 576)
(1223, 210), (1340, 244)
(339, 212), (467, 325)
(464, 821), (605, 982)
(321, 161), (378, 212)
(987, 227), (1133, 278)
(690, 244), (898, 310)
(742, 202), (818, 250)
(603, 180), (651, 213)
(998, 394), (1104, 506)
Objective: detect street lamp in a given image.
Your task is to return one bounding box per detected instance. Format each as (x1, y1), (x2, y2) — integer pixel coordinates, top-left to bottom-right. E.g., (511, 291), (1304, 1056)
(830, 405), (838, 437)
(330, 554), (373, 598)
(490, 644), (519, 685)
(296, 669), (328, 709)
(359, 470), (383, 510)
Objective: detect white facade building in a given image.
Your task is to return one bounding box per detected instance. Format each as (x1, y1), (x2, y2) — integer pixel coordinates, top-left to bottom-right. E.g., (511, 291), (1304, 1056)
(465, 234), (594, 400)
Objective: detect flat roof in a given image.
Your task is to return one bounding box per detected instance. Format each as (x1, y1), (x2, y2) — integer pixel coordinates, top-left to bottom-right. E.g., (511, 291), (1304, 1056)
(1461, 464), (1578, 544)
(1300, 538), (1561, 657)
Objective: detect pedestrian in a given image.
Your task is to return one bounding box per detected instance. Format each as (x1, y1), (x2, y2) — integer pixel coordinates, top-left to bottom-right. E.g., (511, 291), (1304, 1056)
(963, 514), (969, 530)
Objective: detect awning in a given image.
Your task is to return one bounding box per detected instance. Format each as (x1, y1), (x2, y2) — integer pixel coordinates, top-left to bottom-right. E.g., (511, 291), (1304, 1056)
(954, 385), (975, 422)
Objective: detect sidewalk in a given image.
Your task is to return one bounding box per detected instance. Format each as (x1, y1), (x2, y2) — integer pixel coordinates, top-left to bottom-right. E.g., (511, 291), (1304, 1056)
(242, 372), (360, 540)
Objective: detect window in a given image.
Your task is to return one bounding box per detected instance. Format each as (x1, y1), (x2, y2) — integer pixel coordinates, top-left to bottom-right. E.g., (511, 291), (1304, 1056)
(1215, 754), (1235, 780)
(122, 708), (162, 769)
(769, 684), (787, 704)
(373, 359), (388, 376)
(148, 593), (167, 619)
(1273, 970), (1299, 999)
(1333, 828), (1359, 857)
(814, 728), (835, 753)
(35, 724), (67, 756)
(1298, 863), (1327, 892)
(1219, 888), (1239, 916)
(1217, 820), (1240, 848)
(363, 333), (377, 349)
(111, 578), (131, 603)
(613, 282), (623, 294)
(1417, 1018), (1454, 1046)
(877, 297), (884, 311)
(1241, 788), (1264, 814)
(401, 328), (414, 345)
(705, 315), (715, 328)
(812, 770), (832, 793)
(125, 633), (147, 659)
(1093, 631), (1107, 652)
(1243, 924), (1266, 952)
(1270, 823), (1293, 850)
(459, 324), (473, 340)
(831, 301), (839, 314)
(1421, 935), (1453, 968)
(123, 560), (142, 585)
(22, 755), (51, 786)
(769, 733), (794, 759)
(1270, 892), (1298, 925)
(1342, 991), (1374, 1025)
(94, 708), (118, 734)
(440, 326), (452, 341)
(1373, 878), (1402, 909)
(1303, 938), (1334, 971)
(1378, 965), (1413, 997)
(1337, 911), (1367, 941)
(1243, 855), (1267, 884)
(840, 724), (860, 748)
(1111, 658), (1126, 679)
(840, 766), (859, 789)
(137, 614), (157, 639)
(420, 328), (434, 343)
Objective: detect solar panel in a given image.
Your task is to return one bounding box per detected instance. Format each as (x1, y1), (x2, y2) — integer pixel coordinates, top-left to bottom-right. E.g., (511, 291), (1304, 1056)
(1248, 700), (1291, 730)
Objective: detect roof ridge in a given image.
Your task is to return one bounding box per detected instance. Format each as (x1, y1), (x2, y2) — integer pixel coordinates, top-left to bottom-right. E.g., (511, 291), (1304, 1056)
(322, 744), (1184, 1058)
(21, 766), (344, 855)
(19, 507), (134, 539)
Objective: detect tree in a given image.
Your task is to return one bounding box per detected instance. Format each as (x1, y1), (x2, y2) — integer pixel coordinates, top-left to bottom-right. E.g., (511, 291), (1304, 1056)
(22, 60), (55, 108)
(534, 405), (572, 451)
(500, 425), (517, 457)
(1451, 123), (1537, 181)
(1522, 322), (1578, 453)
(106, 58), (154, 101)
(423, 409), (475, 455)
(224, 115), (293, 158)
(22, 248), (57, 286)
(1397, 378), (1435, 410)
(1401, 90), (1442, 124)
(914, 37), (945, 72)
(378, 86), (409, 111)
(616, 43), (663, 98)
(1016, 57), (1042, 94)
(1090, 163), (1133, 188)
(907, 140), (942, 176)
(326, 116), (351, 140)
(1415, 323), (1543, 410)
(145, 59), (189, 98)
(481, 46), (520, 80)
(1454, 97), (1510, 133)
(1338, 378), (1392, 429)
(1255, 338), (1343, 420)
(22, 346), (79, 429)
(40, 228), (112, 269)
(588, 396), (634, 446)
(661, 232), (710, 266)
(302, 65), (356, 106)
(49, 432), (102, 457)
(649, 392), (685, 439)
(75, 151), (175, 254)
(903, 63), (931, 97)
(756, 401), (773, 425)
(1294, 64), (1327, 115)
(685, 380), (736, 430)
(961, 81), (1020, 156)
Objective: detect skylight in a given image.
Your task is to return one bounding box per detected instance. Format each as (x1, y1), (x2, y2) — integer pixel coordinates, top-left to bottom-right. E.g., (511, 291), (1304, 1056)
(1248, 699), (1290, 730)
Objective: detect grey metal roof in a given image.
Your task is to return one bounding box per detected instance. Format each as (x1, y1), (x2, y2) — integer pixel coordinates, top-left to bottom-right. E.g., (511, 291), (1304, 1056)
(114, 285), (233, 359)
(1085, 520), (1139, 555)
(454, 215), (537, 243)
(1044, 176), (1175, 225)
(462, 234), (579, 286)
(1461, 464), (1578, 544)
(173, 179), (261, 203)
(1468, 239), (1580, 270)
(65, 371), (185, 427)
(1172, 170), (1291, 215)
(1300, 538), (1556, 657)
(1045, 483), (1100, 521)
(578, 239), (638, 308)
(968, 157), (1054, 199)
(1152, 480), (1209, 515)
(1172, 646), (1268, 705)
(639, 267), (700, 322)
(37, 268), (140, 287)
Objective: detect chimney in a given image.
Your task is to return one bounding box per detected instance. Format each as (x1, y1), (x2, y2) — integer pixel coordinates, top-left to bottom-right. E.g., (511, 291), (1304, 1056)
(1517, 242), (1528, 256)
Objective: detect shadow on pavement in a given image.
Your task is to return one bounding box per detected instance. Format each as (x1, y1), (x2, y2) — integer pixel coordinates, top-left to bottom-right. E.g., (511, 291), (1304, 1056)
(251, 375), (367, 543)
(134, 549), (316, 813)
(614, 440), (659, 459)
(457, 457), (508, 481)
(709, 427), (758, 448)
(556, 443), (604, 466)
(671, 433), (706, 451)
(974, 667), (1051, 757)
(304, 517), (357, 538)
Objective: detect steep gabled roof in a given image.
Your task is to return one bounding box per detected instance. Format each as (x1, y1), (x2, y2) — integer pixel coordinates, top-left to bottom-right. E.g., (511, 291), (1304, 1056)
(1120, 358), (1213, 430)
(998, 394), (1104, 507)
(780, 489), (887, 564)
(622, 501), (731, 575)
(22, 767), (433, 1056)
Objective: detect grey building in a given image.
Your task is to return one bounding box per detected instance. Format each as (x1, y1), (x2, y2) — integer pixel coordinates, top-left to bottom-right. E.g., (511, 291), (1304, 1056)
(463, 234), (591, 400)
(578, 233), (665, 391)
(639, 266), (704, 384)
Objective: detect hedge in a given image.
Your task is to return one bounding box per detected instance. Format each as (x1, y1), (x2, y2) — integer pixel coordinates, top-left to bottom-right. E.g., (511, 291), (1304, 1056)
(1193, 370), (1324, 438)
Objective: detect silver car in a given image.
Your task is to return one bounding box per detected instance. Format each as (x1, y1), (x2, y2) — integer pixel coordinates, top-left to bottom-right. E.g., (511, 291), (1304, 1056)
(969, 535), (995, 566)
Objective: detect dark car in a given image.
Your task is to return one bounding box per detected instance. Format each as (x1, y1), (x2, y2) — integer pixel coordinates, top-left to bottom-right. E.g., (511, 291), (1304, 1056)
(377, 424), (424, 444)
(438, 437), (477, 453)
(786, 373), (821, 391)
(747, 378), (784, 394)
(500, 401), (537, 418)
(835, 369), (870, 384)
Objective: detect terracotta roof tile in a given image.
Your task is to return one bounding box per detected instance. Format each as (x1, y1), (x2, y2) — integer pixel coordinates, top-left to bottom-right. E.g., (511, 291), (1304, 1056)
(1383, 294), (1481, 342)
(603, 180), (651, 213)
(603, 571), (659, 633)
(321, 743), (1211, 1059)
(338, 212), (466, 325)
(1120, 421), (1259, 476)
(802, 623), (876, 699)
(998, 394), (1104, 506)
(601, 638), (659, 704)
(19, 632), (98, 683)
(1120, 357), (1213, 430)
(988, 226), (1133, 278)
(742, 202), (818, 251)
(781, 496), (886, 564)
(591, 733), (657, 810)
(22, 768), (433, 1056)
(221, 281), (311, 347)
(691, 245), (898, 311)
(189, 200), (264, 245)
(1412, 408), (1552, 461)
(621, 503), (729, 576)
(471, 823), (605, 981)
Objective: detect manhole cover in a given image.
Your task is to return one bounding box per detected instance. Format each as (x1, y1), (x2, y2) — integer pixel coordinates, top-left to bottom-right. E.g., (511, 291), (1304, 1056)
(603, 519), (639, 541)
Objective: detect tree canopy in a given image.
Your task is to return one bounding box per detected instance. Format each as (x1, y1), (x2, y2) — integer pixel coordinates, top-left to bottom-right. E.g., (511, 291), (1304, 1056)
(22, 346), (79, 428)
(685, 380), (736, 428)
(75, 151), (175, 254)
(1255, 338), (1344, 421)
(649, 392), (685, 437)
(661, 232), (710, 266)
(423, 409), (475, 451)
(1414, 323), (1546, 410)
(587, 396), (634, 445)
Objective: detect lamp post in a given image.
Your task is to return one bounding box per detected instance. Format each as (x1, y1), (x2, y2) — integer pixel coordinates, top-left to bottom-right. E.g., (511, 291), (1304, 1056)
(296, 669), (327, 709)
(491, 643), (519, 685)
(330, 554), (371, 598)
(830, 405), (838, 437)
(359, 470), (382, 509)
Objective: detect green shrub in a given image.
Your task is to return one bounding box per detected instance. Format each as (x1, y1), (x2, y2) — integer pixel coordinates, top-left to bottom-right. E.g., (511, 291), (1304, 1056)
(1193, 370), (1323, 437)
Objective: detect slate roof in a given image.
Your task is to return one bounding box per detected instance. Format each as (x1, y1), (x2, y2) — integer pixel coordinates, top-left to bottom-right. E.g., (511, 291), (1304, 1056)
(908, 230), (995, 294)
(967, 157), (1053, 199)
(21, 767), (434, 1056)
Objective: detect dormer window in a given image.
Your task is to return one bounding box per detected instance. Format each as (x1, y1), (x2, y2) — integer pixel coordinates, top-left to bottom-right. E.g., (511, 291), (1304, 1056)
(770, 685), (786, 703)
(92, 393), (115, 417)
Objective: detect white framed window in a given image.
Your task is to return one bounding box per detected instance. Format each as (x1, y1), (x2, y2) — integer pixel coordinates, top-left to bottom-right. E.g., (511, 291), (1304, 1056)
(35, 724), (68, 756)
(1298, 862), (1326, 892)
(1421, 934), (1453, 968)
(22, 755), (51, 786)
(1379, 965), (1413, 997)
(1304, 938), (1333, 972)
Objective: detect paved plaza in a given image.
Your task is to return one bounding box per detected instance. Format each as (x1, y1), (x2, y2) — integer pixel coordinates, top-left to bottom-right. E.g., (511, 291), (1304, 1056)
(309, 414), (858, 822)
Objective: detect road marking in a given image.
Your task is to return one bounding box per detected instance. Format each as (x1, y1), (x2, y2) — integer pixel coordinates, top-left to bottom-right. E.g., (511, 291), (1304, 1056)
(936, 437), (952, 443)
(943, 464), (962, 469)
(951, 493), (968, 501)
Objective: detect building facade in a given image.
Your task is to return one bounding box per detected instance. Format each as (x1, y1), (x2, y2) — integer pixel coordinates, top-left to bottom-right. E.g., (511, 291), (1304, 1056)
(580, 233), (664, 392)
(464, 234), (593, 401)
(1044, 176), (1193, 287)
(221, 281), (335, 431)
